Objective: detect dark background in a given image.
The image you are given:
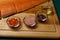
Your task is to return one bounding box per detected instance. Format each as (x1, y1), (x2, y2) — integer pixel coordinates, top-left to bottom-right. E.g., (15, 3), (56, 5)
(0, 0), (59, 39)
(53, 0), (60, 21)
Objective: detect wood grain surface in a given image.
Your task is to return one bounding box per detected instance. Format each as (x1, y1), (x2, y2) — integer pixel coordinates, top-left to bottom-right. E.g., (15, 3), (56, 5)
(0, 0), (60, 38)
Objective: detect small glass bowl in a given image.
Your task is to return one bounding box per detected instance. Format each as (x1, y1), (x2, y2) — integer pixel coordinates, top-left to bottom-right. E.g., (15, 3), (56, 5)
(35, 11), (48, 22)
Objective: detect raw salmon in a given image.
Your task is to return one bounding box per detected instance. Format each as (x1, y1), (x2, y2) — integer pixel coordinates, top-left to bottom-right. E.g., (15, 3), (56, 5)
(14, 0), (48, 12)
(0, 0), (16, 17)
(0, 0), (48, 18)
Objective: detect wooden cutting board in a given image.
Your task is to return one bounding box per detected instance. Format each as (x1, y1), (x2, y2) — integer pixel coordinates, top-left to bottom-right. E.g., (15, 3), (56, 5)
(0, 0), (60, 38)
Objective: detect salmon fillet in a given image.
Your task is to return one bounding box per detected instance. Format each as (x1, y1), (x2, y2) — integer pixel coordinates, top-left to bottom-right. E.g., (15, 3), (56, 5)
(0, 0), (16, 17)
(0, 0), (48, 18)
(13, 0), (48, 12)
